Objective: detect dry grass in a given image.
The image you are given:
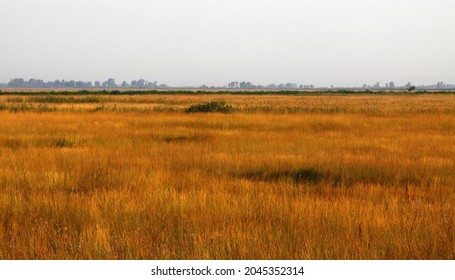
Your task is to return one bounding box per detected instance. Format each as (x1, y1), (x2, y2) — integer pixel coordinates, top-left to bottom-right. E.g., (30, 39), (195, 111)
(2, 93), (455, 114)
(0, 94), (454, 259)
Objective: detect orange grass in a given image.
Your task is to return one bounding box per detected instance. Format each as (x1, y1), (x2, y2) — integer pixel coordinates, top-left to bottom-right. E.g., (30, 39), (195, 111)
(0, 94), (454, 259)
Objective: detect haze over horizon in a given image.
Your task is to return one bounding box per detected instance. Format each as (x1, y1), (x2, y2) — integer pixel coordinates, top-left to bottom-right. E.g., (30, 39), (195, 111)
(1, 0), (454, 87)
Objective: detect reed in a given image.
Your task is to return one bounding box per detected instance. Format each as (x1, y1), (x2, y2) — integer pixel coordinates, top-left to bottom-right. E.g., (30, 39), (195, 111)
(0, 94), (454, 259)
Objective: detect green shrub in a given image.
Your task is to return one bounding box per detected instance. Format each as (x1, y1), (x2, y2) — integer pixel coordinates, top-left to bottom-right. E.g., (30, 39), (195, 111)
(185, 100), (233, 113)
(55, 137), (75, 148)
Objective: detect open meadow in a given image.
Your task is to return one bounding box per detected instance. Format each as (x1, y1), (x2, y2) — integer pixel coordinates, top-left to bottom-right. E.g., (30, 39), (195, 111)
(0, 92), (454, 259)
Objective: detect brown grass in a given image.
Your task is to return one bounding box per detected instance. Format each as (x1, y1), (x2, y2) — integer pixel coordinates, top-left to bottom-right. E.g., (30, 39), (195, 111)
(0, 94), (454, 259)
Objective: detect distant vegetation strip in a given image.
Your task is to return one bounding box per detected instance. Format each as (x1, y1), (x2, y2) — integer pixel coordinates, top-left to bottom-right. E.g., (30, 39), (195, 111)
(1, 89), (455, 96)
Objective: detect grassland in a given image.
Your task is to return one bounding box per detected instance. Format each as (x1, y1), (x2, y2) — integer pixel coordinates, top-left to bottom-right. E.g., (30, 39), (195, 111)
(0, 93), (454, 259)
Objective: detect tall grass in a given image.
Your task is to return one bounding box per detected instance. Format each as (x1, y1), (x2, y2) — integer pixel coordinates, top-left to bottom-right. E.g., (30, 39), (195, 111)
(0, 95), (454, 259)
(2, 93), (455, 114)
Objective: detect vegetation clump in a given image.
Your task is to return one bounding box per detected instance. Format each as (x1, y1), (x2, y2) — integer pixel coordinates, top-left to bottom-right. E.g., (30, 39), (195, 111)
(185, 100), (234, 113)
(55, 137), (75, 148)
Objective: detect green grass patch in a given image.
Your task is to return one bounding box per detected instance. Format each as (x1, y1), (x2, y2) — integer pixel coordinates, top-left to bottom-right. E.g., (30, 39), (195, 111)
(185, 100), (234, 113)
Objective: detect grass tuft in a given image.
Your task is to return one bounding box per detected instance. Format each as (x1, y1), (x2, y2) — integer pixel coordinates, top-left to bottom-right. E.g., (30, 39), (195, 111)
(185, 100), (234, 113)
(55, 137), (76, 148)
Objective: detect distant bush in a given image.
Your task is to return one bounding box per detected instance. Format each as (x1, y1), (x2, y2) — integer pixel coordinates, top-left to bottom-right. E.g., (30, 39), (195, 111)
(55, 137), (75, 148)
(185, 100), (233, 113)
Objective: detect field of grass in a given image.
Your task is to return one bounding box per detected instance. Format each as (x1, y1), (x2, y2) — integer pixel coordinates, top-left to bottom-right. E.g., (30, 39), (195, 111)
(0, 93), (454, 259)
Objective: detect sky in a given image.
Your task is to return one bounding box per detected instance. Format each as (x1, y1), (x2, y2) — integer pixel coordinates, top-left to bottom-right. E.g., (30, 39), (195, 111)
(0, 0), (454, 87)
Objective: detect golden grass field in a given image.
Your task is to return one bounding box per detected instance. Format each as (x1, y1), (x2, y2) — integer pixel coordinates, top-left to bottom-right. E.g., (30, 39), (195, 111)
(0, 93), (454, 259)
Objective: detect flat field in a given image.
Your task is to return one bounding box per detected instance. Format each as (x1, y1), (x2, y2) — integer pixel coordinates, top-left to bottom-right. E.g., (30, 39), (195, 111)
(0, 93), (454, 259)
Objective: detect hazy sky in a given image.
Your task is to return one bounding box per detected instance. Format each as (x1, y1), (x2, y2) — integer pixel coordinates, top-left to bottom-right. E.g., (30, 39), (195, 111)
(1, 0), (454, 87)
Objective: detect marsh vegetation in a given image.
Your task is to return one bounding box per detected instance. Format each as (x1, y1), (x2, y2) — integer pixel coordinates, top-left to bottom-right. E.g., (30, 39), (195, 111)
(0, 93), (454, 259)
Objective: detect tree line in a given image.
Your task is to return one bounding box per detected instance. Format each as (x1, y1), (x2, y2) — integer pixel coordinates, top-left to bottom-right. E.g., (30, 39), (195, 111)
(7, 78), (168, 89)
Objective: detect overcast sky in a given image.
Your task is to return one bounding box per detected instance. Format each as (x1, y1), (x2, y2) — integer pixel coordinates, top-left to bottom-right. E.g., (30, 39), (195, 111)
(0, 0), (454, 87)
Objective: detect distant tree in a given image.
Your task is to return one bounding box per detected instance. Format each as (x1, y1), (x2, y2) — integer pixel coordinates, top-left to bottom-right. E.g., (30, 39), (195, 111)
(408, 85), (416, 92)
(28, 79), (37, 87)
(137, 79), (146, 88)
(103, 78), (117, 88)
(28, 79), (37, 88)
(228, 81), (239, 88)
(437, 81), (445, 89)
(46, 81), (56, 88)
(239, 81), (254, 89)
(8, 78), (26, 88)
(286, 82), (297, 89)
(109, 78), (117, 88)
(146, 81), (158, 88)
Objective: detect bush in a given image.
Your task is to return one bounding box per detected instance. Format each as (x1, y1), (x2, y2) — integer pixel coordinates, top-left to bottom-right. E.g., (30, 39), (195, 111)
(185, 100), (233, 113)
(55, 137), (75, 148)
